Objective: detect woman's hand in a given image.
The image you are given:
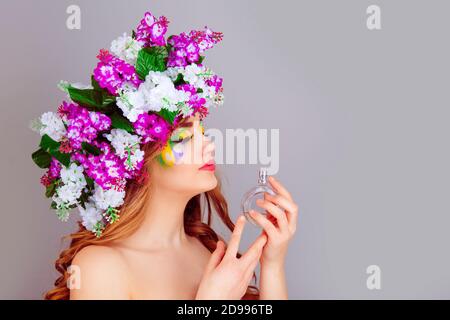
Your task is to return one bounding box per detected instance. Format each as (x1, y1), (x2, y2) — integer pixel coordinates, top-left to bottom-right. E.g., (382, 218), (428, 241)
(195, 215), (267, 300)
(249, 175), (298, 267)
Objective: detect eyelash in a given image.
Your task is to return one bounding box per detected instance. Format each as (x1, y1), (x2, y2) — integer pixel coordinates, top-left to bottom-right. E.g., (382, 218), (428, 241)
(172, 135), (192, 144)
(172, 125), (205, 143)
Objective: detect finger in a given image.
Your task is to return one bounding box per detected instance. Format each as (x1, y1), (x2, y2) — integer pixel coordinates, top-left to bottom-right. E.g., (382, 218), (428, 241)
(249, 210), (278, 238)
(256, 198), (289, 233)
(240, 233), (267, 267)
(243, 251), (262, 284)
(205, 240), (226, 274)
(225, 215), (246, 259)
(268, 176), (293, 201)
(264, 192), (298, 227)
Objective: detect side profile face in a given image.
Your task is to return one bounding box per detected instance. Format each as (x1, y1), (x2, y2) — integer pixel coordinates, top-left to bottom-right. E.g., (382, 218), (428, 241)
(148, 113), (217, 197)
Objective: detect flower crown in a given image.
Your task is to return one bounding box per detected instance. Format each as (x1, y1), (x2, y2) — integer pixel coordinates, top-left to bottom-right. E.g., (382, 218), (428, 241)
(30, 11), (224, 237)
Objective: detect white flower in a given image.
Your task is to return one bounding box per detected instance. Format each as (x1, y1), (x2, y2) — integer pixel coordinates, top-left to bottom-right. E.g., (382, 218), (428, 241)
(91, 184), (125, 211)
(104, 129), (141, 159)
(142, 71), (189, 112)
(60, 163), (87, 188)
(116, 71), (190, 122)
(179, 102), (194, 117)
(39, 112), (66, 141)
(182, 63), (208, 88)
(128, 149), (144, 169)
(116, 88), (147, 122)
(52, 163), (87, 210)
(165, 67), (184, 81)
(78, 202), (103, 231)
(51, 194), (71, 221)
(110, 33), (143, 65)
(54, 184), (82, 206)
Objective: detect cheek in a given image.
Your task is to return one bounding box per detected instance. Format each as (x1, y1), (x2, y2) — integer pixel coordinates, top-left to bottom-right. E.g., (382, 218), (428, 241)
(158, 141), (188, 167)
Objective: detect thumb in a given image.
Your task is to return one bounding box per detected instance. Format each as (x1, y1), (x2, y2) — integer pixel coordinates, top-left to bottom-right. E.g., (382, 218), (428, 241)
(205, 240), (225, 274)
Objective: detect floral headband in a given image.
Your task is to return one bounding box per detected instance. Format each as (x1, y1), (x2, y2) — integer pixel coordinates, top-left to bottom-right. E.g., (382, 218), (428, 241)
(30, 10), (224, 237)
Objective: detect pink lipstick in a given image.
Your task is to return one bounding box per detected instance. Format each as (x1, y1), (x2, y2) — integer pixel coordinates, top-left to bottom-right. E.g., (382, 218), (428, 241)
(199, 160), (216, 171)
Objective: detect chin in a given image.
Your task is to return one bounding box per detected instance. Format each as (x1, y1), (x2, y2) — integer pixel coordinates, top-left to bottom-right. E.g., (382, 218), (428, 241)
(197, 172), (218, 192)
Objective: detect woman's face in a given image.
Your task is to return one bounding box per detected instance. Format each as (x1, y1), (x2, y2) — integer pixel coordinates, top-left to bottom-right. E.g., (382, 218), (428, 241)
(148, 114), (217, 196)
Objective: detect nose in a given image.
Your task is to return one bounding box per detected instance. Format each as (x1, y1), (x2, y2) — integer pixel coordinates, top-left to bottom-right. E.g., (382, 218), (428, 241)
(203, 135), (215, 157)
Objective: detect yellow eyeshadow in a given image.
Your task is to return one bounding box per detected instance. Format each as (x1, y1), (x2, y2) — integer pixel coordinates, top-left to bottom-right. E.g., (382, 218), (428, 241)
(200, 122), (205, 134)
(170, 128), (192, 141)
(170, 121), (205, 142)
(159, 142), (176, 167)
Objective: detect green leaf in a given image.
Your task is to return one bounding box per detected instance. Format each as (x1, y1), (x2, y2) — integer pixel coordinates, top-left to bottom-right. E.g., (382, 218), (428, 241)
(39, 134), (59, 151)
(78, 189), (90, 207)
(82, 142), (101, 156)
(67, 86), (116, 111)
(173, 73), (186, 87)
(32, 148), (51, 169)
(110, 112), (134, 133)
(158, 108), (178, 125)
(49, 150), (70, 167)
(136, 46), (169, 80)
(197, 56), (205, 64)
(85, 176), (94, 189)
(45, 180), (58, 198)
(91, 75), (102, 91)
(38, 134), (71, 167)
(131, 30), (136, 39)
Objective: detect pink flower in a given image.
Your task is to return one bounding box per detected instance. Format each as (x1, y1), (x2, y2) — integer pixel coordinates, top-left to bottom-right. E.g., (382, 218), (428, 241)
(176, 84), (206, 112)
(135, 12), (169, 47)
(93, 49), (141, 95)
(40, 157), (62, 187)
(59, 102), (111, 150)
(167, 27), (223, 67)
(205, 75), (223, 93)
(133, 113), (170, 144)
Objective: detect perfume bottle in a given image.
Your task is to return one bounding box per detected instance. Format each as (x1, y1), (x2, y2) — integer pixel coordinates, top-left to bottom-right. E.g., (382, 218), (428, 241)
(241, 167), (276, 227)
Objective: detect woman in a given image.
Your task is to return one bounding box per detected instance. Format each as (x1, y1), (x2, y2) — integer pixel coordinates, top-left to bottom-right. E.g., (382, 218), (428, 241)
(34, 9), (298, 300)
(44, 114), (298, 299)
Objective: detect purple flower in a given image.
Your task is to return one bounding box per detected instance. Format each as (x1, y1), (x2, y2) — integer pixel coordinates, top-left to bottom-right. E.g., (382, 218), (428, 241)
(49, 157), (62, 179)
(167, 33), (197, 67)
(135, 12), (169, 47)
(59, 102), (111, 150)
(189, 27), (223, 52)
(93, 49), (141, 95)
(176, 84), (206, 110)
(40, 157), (62, 187)
(74, 151), (128, 190)
(205, 75), (223, 93)
(133, 113), (170, 144)
(167, 27), (223, 67)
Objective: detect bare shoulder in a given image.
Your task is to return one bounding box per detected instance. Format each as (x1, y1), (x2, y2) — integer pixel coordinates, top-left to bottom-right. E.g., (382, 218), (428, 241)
(70, 245), (130, 299)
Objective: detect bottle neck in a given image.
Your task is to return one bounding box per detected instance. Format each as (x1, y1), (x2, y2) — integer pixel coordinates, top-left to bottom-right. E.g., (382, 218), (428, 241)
(258, 168), (268, 185)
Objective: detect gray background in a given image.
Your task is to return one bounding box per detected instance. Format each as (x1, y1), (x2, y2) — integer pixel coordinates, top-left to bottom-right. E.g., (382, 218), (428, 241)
(0, 0), (449, 299)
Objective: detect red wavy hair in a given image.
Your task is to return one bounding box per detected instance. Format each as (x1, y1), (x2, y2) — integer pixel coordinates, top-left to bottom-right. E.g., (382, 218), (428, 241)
(44, 140), (259, 300)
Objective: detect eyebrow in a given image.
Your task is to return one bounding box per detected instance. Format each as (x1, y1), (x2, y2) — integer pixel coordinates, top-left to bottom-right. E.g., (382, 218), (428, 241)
(178, 121), (194, 128)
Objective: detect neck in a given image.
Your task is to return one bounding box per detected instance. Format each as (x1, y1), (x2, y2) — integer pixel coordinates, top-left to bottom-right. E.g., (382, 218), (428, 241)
(122, 184), (194, 250)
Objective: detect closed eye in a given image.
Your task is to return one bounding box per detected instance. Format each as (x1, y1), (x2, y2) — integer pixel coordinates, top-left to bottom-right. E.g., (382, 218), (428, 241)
(172, 135), (192, 144)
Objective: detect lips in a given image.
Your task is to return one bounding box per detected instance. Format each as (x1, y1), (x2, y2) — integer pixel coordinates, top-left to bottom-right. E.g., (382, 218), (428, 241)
(199, 160), (216, 171)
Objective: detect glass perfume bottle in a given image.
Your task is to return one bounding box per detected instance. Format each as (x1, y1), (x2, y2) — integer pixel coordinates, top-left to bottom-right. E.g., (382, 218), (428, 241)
(241, 167), (276, 227)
